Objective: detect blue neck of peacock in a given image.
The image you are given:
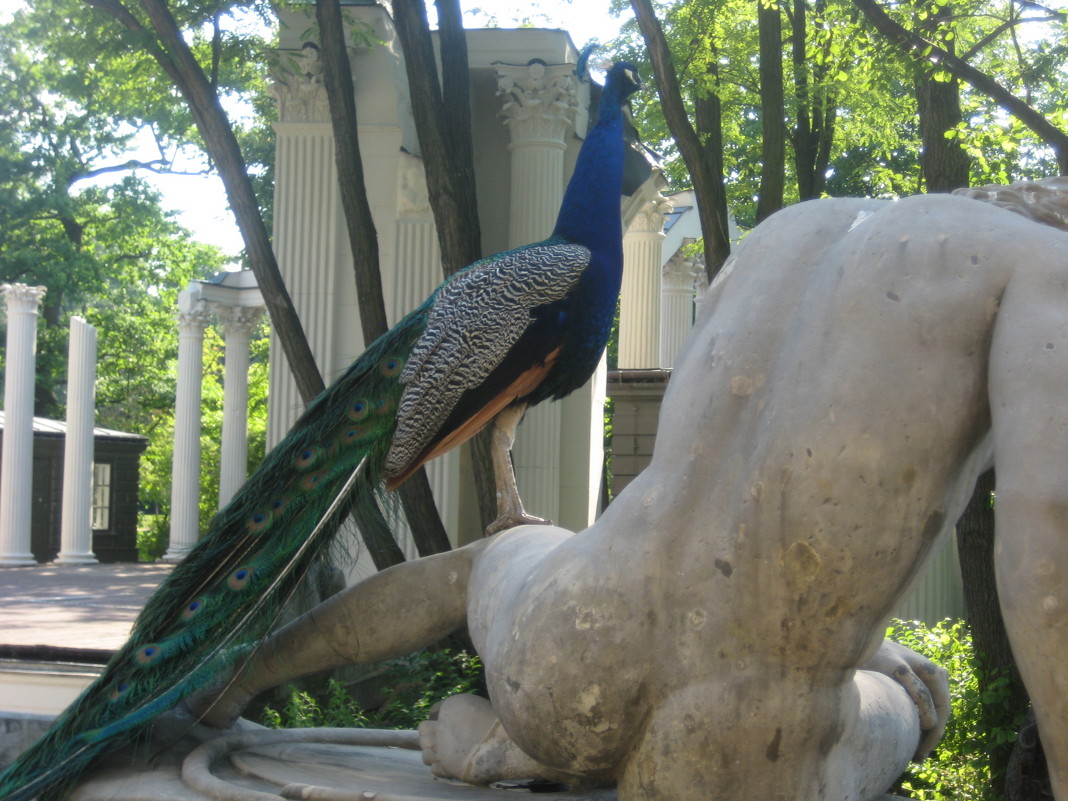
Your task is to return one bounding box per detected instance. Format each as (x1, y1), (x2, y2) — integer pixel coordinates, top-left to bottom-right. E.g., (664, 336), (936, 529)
(552, 79), (627, 265)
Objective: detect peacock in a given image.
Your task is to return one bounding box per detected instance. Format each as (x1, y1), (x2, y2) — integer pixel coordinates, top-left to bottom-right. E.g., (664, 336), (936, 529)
(0, 59), (643, 801)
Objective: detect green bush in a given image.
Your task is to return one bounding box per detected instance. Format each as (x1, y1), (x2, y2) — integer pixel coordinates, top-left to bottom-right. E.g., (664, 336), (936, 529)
(888, 619), (1023, 801)
(261, 648), (484, 730)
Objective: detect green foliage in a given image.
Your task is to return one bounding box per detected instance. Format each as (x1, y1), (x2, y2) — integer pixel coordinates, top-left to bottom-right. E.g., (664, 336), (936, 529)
(261, 678), (375, 729)
(888, 619), (1024, 801)
(261, 649), (485, 731)
(0, 0), (276, 561)
(607, 0), (1068, 221)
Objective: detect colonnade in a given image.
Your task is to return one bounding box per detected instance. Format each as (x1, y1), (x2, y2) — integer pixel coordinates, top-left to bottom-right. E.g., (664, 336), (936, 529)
(0, 289), (110, 565)
(164, 278), (264, 562)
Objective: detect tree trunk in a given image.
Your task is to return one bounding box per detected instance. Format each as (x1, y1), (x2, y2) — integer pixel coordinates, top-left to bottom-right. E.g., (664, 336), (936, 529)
(316, 0), (449, 559)
(756, 0), (786, 222)
(911, 2), (970, 193)
(390, 0), (482, 277)
(915, 72), (970, 192)
(390, 0), (498, 530)
(631, 0), (732, 281)
(791, 0), (838, 200)
(956, 469), (1037, 797)
(92, 0), (327, 403)
(693, 58), (732, 274)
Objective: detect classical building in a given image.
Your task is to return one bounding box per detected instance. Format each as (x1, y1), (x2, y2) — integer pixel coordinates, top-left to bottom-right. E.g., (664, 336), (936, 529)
(263, 6), (680, 552)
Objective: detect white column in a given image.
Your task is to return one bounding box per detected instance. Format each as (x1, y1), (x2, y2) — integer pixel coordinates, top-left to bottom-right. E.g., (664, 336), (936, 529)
(619, 198), (668, 369)
(165, 290), (212, 562)
(661, 251), (702, 369)
(0, 284), (46, 566)
(496, 61), (580, 527)
(267, 47), (337, 449)
(216, 306), (263, 508)
(56, 317), (98, 564)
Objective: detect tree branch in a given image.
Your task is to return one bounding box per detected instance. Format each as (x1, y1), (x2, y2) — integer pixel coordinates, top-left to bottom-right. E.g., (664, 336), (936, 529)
(630, 0), (731, 278)
(852, 0), (1068, 174)
(129, 0), (326, 402)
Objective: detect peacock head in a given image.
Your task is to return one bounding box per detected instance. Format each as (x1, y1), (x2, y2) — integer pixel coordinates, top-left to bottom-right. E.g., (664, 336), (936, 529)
(606, 61), (642, 101)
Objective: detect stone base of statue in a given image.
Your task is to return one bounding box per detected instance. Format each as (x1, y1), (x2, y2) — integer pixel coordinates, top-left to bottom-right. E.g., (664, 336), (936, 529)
(69, 718), (618, 801)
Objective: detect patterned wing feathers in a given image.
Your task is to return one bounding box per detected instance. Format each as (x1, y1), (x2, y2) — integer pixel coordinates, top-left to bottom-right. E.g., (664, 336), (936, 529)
(384, 346), (561, 489)
(384, 242), (590, 480)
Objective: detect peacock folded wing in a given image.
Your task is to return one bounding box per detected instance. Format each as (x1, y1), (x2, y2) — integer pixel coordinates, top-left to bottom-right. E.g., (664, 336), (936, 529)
(383, 241), (591, 482)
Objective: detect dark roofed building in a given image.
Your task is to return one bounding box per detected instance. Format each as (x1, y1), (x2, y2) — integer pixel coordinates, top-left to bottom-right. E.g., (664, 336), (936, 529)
(0, 413), (148, 563)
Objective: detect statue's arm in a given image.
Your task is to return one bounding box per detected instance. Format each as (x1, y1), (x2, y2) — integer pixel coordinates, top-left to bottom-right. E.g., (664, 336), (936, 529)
(190, 540), (489, 728)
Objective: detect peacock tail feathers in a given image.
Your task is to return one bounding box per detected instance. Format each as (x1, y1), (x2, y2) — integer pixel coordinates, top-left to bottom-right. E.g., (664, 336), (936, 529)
(0, 312), (428, 801)
(0, 60), (646, 801)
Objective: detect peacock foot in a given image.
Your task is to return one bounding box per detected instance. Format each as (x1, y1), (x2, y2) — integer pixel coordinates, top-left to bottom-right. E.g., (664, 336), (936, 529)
(485, 513), (552, 536)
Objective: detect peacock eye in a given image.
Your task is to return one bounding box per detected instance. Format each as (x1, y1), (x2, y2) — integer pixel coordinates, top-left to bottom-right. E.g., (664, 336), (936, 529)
(339, 424), (369, 445)
(300, 469), (328, 492)
(247, 511), (272, 533)
(294, 445), (321, 470)
(228, 566), (254, 591)
(380, 356), (404, 377)
(181, 598), (205, 620)
(347, 399), (370, 422)
(135, 643), (164, 666)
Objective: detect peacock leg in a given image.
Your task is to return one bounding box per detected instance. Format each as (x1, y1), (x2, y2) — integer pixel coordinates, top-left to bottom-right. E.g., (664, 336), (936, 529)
(486, 404), (551, 535)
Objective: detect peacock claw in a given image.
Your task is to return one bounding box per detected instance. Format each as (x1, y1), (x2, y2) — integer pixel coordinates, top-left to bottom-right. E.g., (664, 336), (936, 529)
(485, 513), (552, 536)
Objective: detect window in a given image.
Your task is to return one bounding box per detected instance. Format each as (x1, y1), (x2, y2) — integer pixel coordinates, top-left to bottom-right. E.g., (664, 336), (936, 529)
(91, 462), (112, 531)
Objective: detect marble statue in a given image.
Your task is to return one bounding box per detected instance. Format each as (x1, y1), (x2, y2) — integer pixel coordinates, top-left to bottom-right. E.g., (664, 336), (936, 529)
(167, 178), (1068, 801)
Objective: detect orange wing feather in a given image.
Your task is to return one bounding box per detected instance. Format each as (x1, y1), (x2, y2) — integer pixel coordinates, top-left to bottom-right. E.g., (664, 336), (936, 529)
(384, 347), (561, 490)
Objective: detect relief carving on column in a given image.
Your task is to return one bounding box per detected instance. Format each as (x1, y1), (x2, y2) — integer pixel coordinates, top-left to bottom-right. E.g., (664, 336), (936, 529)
(628, 194), (672, 236)
(271, 42), (346, 124)
(396, 151), (432, 219)
(663, 242), (706, 293)
(495, 60), (580, 144)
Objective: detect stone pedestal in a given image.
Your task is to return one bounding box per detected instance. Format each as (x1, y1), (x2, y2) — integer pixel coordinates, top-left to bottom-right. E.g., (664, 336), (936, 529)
(70, 725), (617, 801)
(57, 316), (99, 564)
(0, 283), (46, 567)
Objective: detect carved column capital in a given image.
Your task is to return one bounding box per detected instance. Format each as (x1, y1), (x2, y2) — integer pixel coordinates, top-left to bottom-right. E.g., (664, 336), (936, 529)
(1, 283), (46, 313)
(177, 301), (213, 335)
(663, 248), (705, 291)
(495, 60), (579, 145)
(271, 42), (334, 123)
(214, 304), (265, 338)
(628, 194), (672, 236)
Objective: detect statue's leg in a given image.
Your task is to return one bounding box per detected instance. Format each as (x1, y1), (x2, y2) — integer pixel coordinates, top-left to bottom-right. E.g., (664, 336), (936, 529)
(617, 672), (918, 801)
(989, 269), (1068, 801)
(418, 694), (592, 787)
(188, 540), (489, 728)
